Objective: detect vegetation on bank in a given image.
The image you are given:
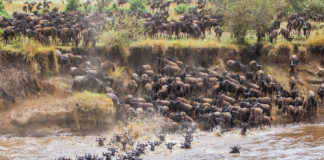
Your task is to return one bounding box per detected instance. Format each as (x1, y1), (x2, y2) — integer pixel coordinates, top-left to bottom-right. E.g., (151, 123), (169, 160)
(0, 38), (58, 77)
(98, 15), (143, 59)
(0, 0), (323, 53)
(268, 41), (294, 58)
(131, 38), (221, 49)
(68, 91), (115, 131)
(307, 34), (324, 47)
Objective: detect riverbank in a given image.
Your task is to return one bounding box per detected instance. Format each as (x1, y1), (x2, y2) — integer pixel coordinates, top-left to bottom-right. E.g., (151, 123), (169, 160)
(0, 41), (324, 136)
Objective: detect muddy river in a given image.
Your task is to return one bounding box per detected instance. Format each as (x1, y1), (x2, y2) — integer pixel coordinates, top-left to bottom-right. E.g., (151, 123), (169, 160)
(0, 123), (324, 160)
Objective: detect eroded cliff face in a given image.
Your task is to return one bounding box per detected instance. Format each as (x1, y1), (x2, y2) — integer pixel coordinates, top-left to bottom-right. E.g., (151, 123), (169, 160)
(0, 44), (323, 136)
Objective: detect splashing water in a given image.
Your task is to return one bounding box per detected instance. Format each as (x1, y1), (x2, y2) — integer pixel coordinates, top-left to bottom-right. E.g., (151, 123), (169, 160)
(0, 122), (324, 160)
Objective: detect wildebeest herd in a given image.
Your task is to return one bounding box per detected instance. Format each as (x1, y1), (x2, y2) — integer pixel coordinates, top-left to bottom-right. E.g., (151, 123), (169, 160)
(56, 128), (195, 160)
(56, 47), (322, 131)
(51, 49), (324, 159)
(1, 0), (322, 47)
(1, 9), (113, 46)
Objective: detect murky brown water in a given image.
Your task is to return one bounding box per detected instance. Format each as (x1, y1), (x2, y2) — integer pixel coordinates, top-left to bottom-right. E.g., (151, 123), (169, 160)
(0, 123), (324, 160)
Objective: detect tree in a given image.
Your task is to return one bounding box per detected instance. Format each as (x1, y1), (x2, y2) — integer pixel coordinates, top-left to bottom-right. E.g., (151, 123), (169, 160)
(99, 16), (144, 59)
(287, 0), (305, 13)
(303, 0), (324, 14)
(127, 0), (147, 14)
(0, 0), (9, 18)
(0, 0), (4, 11)
(64, 0), (79, 12)
(96, 0), (112, 13)
(287, 0), (324, 14)
(211, 0), (281, 43)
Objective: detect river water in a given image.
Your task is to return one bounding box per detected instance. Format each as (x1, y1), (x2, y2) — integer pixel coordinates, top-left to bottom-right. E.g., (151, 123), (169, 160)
(0, 123), (324, 160)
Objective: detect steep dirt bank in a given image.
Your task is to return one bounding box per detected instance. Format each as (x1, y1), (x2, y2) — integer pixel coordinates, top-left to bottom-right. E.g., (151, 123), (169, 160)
(1, 43), (323, 136)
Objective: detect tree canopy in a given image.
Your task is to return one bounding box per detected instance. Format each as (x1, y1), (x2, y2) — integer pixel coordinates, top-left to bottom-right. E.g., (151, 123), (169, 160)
(210, 0), (287, 43)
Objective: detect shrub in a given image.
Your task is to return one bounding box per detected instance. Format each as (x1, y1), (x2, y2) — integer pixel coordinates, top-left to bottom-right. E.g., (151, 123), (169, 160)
(0, 0), (4, 11)
(99, 16), (144, 59)
(303, 0), (324, 14)
(210, 0), (282, 43)
(307, 35), (324, 47)
(0, 0), (9, 17)
(68, 91), (115, 131)
(127, 0), (147, 14)
(101, 3), (121, 14)
(64, 0), (79, 12)
(96, 0), (112, 13)
(174, 4), (193, 15)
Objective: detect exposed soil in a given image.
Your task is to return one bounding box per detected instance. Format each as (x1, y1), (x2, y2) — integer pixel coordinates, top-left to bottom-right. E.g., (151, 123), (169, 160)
(0, 44), (323, 136)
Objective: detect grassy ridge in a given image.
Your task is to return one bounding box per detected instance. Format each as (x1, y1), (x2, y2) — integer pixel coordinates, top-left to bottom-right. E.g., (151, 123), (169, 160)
(68, 91), (115, 131)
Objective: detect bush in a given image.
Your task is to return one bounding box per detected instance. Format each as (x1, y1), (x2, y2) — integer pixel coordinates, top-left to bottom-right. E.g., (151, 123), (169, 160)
(64, 0), (79, 12)
(211, 0), (282, 43)
(0, 0), (8, 17)
(99, 16), (144, 59)
(174, 4), (193, 15)
(307, 35), (324, 47)
(102, 3), (120, 13)
(127, 0), (147, 14)
(0, 0), (4, 11)
(303, 0), (324, 14)
(96, 0), (112, 13)
(68, 91), (115, 131)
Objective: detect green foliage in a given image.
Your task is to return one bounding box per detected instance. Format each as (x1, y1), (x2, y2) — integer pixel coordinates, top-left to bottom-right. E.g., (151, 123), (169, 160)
(127, 0), (147, 14)
(0, 0), (8, 17)
(287, 0), (305, 12)
(96, 0), (112, 13)
(174, 4), (194, 15)
(102, 3), (120, 13)
(99, 16), (144, 58)
(211, 0), (280, 43)
(64, 0), (79, 12)
(0, 0), (4, 11)
(288, 0), (324, 14)
(303, 0), (324, 14)
(0, 10), (9, 18)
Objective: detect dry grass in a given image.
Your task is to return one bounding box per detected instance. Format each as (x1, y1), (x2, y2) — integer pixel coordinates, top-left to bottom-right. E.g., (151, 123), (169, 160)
(109, 66), (125, 79)
(0, 99), (4, 110)
(268, 41), (293, 58)
(264, 65), (290, 90)
(131, 38), (220, 48)
(0, 64), (30, 99)
(2, 39), (58, 76)
(4, 2), (65, 15)
(306, 34), (324, 47)
(68, 91), (115, 131)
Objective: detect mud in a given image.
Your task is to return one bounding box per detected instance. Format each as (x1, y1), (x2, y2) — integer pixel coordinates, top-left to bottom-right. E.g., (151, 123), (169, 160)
(0, 123), (323, 159)
(0, 44), (324, 159)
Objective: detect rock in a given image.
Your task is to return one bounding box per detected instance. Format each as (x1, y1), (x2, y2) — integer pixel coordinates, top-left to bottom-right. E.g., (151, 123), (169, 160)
(318, 69), (324, 77)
